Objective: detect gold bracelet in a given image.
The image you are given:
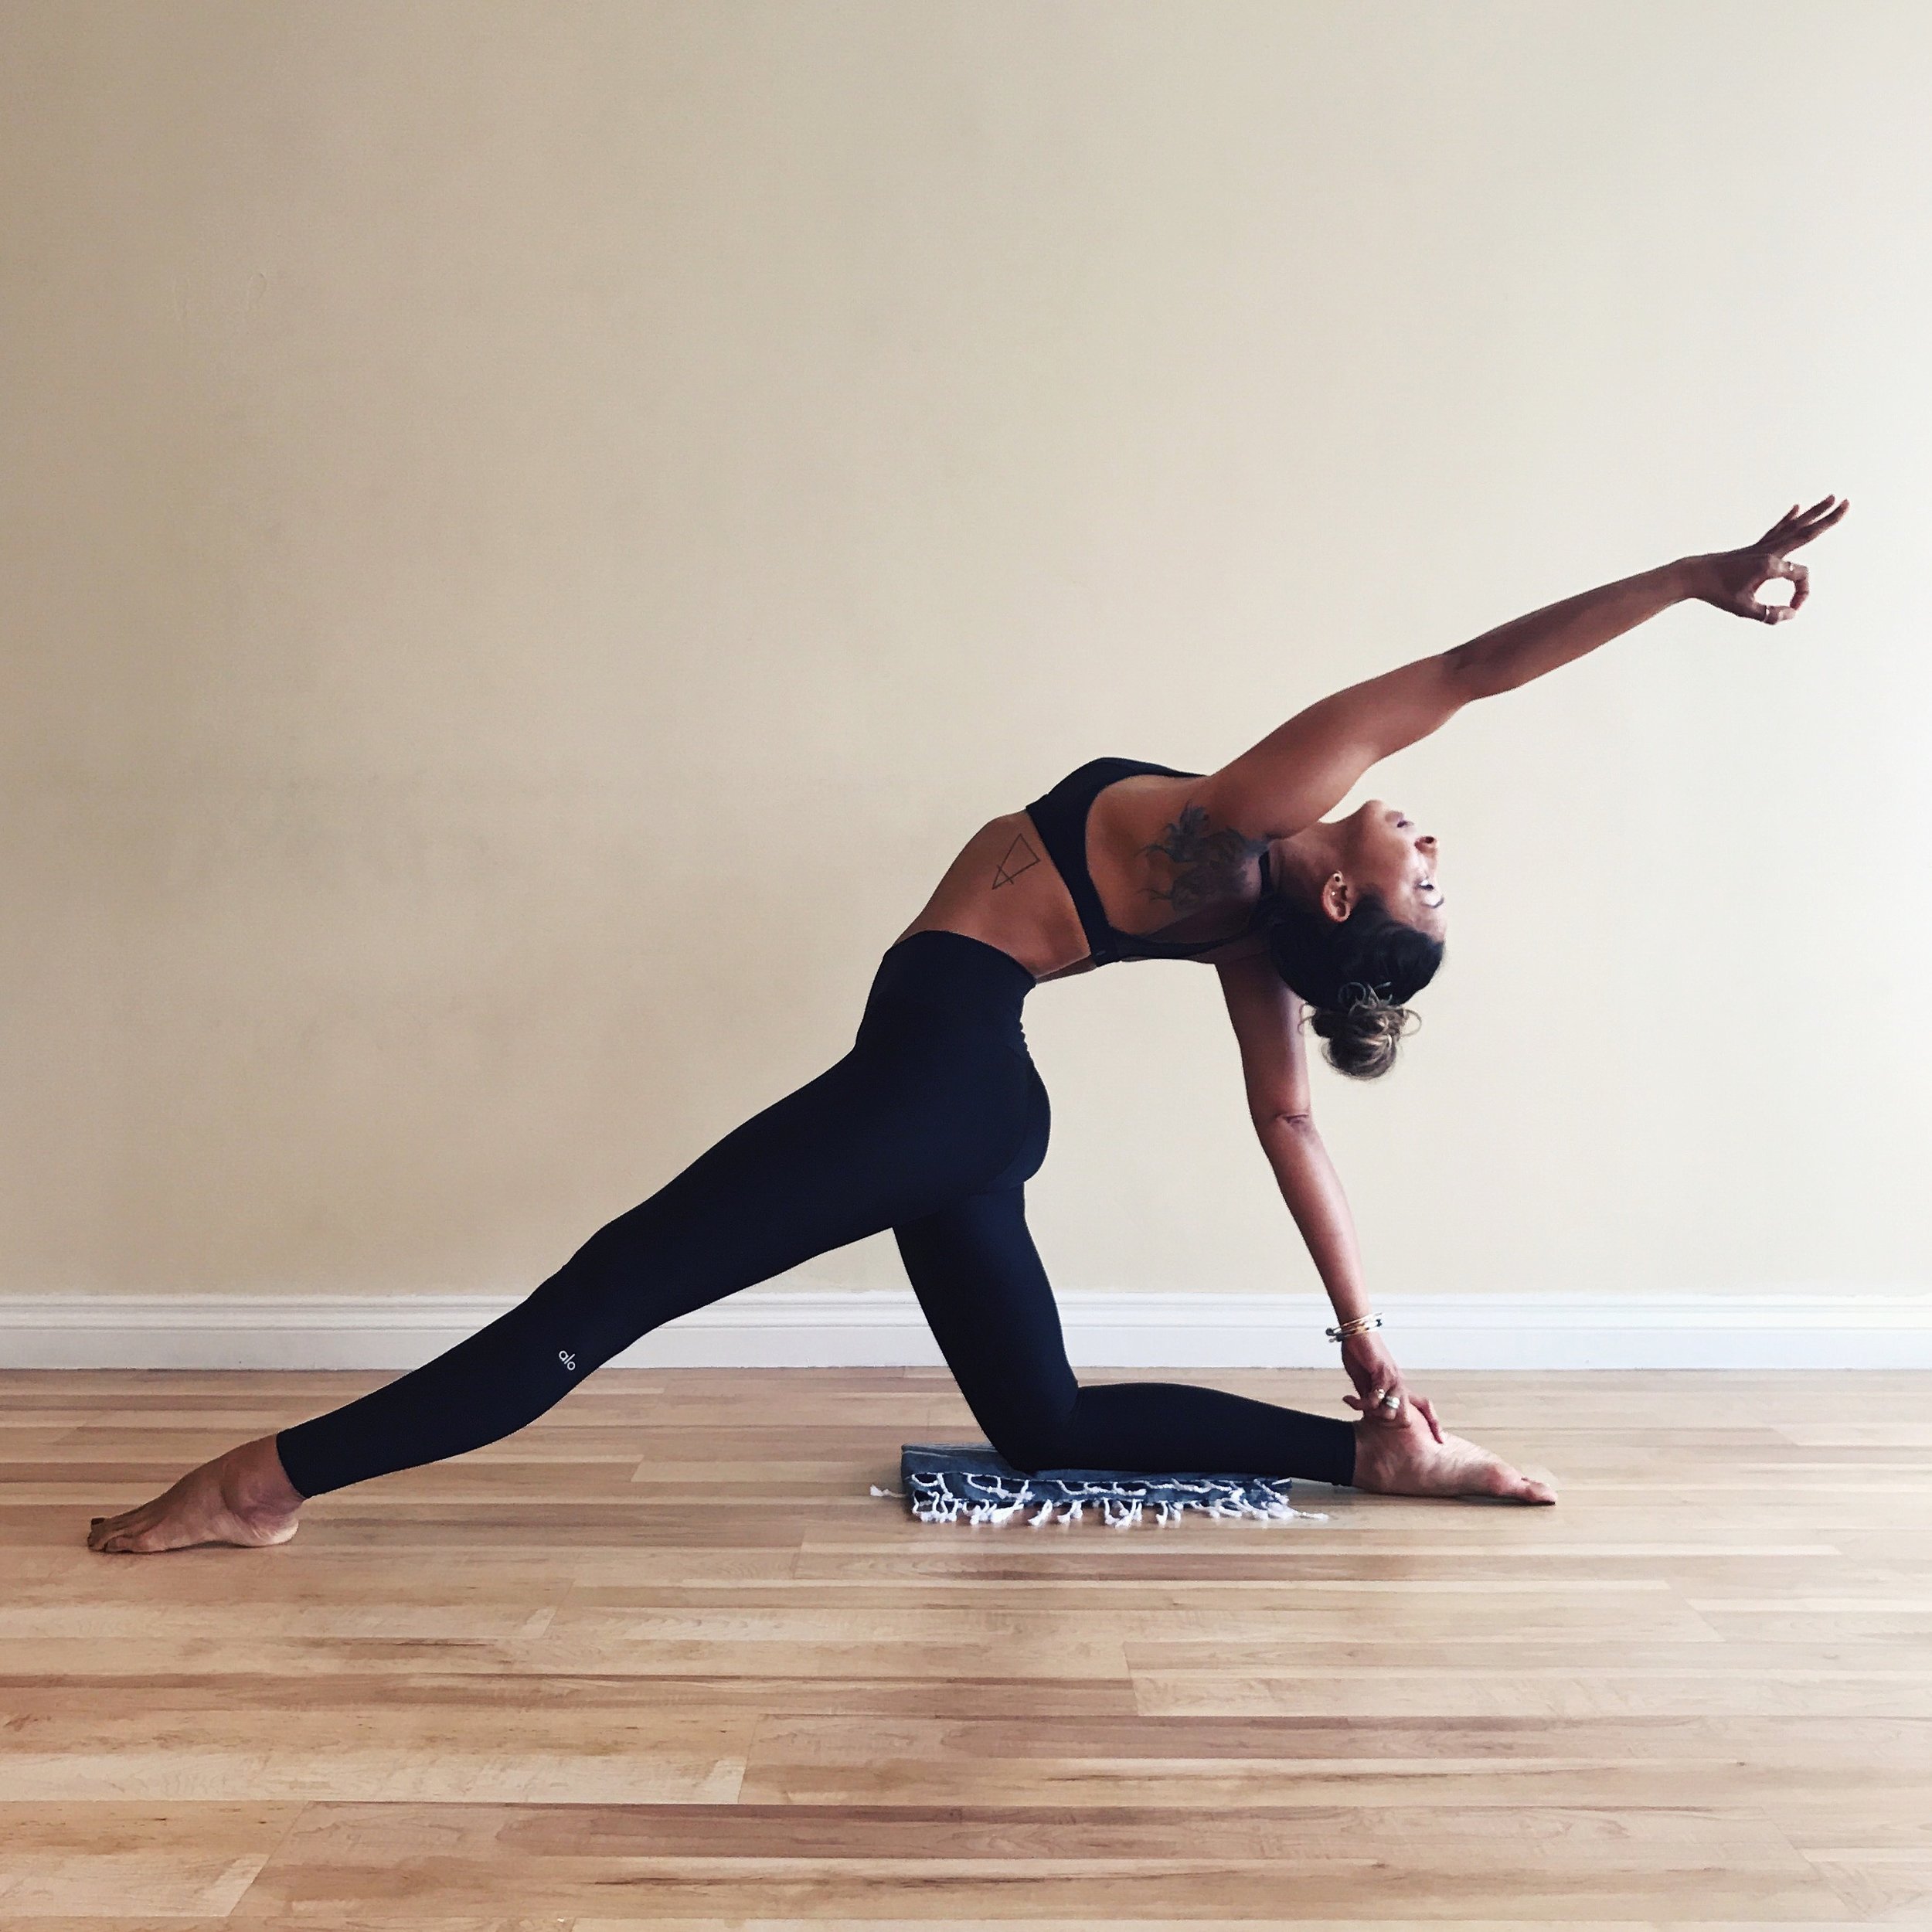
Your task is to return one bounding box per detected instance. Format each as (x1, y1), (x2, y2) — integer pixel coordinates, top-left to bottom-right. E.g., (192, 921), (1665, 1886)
(1325, 1313), (1383, 1342)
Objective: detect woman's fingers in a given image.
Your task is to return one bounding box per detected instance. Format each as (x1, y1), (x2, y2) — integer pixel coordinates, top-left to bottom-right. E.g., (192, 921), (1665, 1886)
(1343, 1389), (1406, 1426)
(1742, 556), (1810, 623)
(1752, 558), (1812, 622)
(1782, 497), (1849, 549)
(1757, 494), (1847, 551)
(1413, 1392), (1446, 1443)
(1777, 497), (1849, 550)
(1719, 546), (1819, 624)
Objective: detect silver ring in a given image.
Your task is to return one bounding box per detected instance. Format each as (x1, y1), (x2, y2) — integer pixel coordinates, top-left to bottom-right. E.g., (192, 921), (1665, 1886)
(1379, 1390), (1401, 1410)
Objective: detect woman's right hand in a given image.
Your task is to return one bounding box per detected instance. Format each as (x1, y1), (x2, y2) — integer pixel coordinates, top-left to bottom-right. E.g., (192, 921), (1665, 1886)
(1685, 494), (1849, 624)
(1339, 1328), (1444, 1442)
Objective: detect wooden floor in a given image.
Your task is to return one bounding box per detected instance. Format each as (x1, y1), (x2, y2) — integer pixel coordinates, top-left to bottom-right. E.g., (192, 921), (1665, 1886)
(3, 1366), (1930, 1927)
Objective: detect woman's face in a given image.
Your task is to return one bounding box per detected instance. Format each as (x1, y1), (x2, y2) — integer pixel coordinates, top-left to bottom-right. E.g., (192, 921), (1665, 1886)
(1342, 800), (1447, 938)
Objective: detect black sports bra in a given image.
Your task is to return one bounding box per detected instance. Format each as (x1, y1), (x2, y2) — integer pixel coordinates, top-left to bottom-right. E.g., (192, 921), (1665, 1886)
(1023, 757), (1277, 968)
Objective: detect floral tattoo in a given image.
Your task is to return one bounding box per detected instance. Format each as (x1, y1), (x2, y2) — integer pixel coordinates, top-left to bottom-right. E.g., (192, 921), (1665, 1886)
(1138, 804), (1270, 915)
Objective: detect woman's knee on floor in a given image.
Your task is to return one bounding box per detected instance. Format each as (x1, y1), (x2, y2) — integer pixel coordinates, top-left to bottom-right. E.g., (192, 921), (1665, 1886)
(982, 1401), (1081, 1478)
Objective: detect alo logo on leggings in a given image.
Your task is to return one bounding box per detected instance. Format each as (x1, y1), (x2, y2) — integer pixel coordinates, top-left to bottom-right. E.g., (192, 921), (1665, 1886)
(558, 1349), (577, 1372)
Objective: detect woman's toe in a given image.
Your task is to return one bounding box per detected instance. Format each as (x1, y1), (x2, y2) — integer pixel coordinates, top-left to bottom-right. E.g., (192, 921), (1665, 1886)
(91, 1509), (145, 1551)
(1515, 1468), (1558, 1504)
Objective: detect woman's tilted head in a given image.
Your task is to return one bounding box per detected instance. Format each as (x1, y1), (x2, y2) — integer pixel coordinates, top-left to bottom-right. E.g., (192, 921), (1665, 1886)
(1264, 801), (1447, 1080)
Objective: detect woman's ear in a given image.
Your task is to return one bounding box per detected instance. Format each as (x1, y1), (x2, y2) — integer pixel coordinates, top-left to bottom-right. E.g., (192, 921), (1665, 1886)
(1320, 870), (1353, 923)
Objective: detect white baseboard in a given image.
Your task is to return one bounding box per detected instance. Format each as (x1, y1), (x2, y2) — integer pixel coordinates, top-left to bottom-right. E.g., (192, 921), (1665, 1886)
(2, 1287), (1928, 1371)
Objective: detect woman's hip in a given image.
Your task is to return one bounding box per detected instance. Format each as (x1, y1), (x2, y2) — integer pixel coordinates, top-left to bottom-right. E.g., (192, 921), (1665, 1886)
(858, 929), (1038, 1063)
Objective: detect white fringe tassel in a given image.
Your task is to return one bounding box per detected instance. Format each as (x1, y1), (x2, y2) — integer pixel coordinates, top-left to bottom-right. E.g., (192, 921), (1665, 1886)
(869, 1470), (1326, 1527)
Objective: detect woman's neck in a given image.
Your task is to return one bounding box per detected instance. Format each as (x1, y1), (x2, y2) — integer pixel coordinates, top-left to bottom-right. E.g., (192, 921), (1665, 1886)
(1272, 821), (1345, 902)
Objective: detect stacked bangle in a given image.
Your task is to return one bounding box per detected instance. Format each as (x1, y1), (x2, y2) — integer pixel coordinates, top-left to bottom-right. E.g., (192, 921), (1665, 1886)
(1325, 1313), (1383, 1342)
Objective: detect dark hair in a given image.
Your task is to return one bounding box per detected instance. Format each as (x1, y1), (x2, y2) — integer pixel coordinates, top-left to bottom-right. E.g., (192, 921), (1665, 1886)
(1260, 886), (1444, 1080)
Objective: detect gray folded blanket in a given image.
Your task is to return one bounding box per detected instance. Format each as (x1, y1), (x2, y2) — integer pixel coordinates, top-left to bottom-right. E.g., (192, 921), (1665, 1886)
(871, 1439), (1328, 1526)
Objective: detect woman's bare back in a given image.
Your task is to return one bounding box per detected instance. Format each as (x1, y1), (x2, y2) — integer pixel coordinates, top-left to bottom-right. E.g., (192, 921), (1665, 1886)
(893, 773), (1274, 981)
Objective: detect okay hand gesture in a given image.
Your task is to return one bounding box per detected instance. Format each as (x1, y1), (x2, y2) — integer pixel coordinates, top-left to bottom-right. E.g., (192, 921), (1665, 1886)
(1689, 493), (1849, 625)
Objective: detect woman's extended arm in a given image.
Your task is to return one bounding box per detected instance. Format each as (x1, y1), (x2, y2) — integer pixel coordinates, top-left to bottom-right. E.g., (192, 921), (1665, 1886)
(1217, 951), (1443, 1438)
(1196, 495), (1849, 841)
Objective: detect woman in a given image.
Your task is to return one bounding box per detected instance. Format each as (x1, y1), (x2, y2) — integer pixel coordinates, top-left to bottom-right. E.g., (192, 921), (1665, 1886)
(88, 495), (1847, 1553)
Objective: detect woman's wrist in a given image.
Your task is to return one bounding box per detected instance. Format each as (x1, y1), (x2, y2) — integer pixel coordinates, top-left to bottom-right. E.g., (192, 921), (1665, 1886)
(1668, 553), (1716, 603)
(1326, 1311), (1382, 1342)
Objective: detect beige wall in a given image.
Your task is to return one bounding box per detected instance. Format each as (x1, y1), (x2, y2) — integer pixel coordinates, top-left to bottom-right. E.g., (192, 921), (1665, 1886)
(5, 1), (1928, 1310)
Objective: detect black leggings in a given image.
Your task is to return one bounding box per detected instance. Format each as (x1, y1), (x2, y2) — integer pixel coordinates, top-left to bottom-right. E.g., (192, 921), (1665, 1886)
(274, 930), (1357, 1499)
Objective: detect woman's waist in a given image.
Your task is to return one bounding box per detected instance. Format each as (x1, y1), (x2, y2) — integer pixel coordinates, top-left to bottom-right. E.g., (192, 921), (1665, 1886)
(892, 809), (1093, 979)
(859, 930), (1036, 1048)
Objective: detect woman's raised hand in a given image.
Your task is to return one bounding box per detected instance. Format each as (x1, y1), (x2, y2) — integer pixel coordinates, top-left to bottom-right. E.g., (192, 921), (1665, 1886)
(1688, 493), (1849, 624)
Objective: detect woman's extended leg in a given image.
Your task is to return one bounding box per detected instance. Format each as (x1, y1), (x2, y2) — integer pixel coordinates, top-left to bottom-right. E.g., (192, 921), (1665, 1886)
(895, 1184), (1555, 1502)
(88, 988), (1041, 1552)
(268, 1032), (1030, 1501)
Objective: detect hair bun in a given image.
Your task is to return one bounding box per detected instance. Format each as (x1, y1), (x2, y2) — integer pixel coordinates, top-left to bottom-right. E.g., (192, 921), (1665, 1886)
(1308, 985), (1419, 1080)
(1258, 885), (1444, 1078)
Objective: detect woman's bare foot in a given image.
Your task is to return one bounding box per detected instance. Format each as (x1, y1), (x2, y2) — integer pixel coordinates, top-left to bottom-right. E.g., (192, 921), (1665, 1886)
(1352, 1408), (1556, 1504)
(87, 1434), (305, 1554)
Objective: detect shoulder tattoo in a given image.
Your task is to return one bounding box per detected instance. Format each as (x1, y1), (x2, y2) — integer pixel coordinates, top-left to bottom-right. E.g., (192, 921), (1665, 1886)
(1139, 804), (1269, 914)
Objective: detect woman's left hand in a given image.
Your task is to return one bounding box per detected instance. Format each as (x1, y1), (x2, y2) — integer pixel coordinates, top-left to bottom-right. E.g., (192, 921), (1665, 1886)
(1685, 494), (1849, 624)
(1339, 1329), (1444, 1441)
